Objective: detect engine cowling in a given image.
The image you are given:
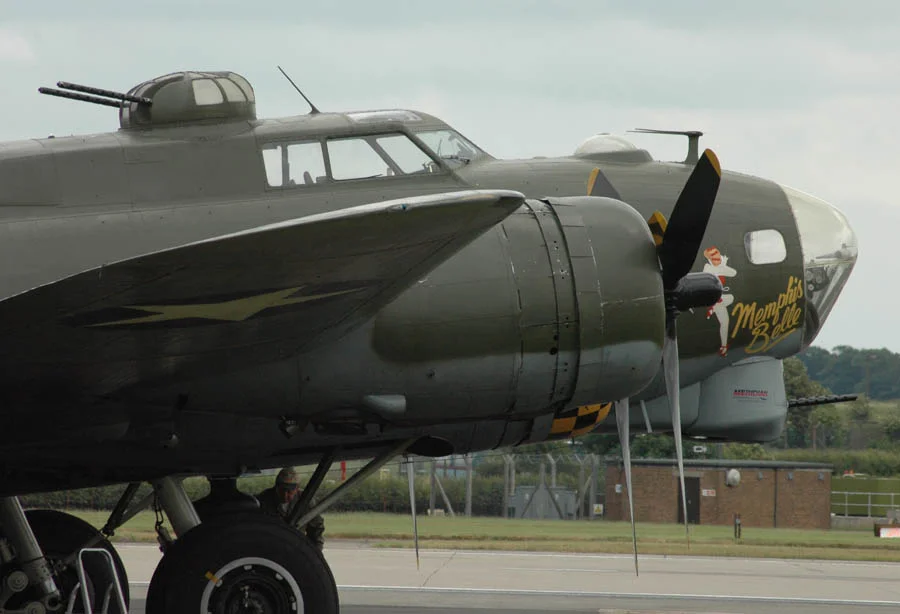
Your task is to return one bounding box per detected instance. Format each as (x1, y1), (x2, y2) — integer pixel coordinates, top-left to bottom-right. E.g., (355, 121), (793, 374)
(543, 196), (665, 406)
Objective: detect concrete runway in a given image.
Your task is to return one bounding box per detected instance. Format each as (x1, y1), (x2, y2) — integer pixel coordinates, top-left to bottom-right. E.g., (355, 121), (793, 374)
(118, 542), (900, 612)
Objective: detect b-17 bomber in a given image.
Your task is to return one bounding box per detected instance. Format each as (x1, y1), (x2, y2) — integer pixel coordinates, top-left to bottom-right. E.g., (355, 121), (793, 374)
(0, 70), (857, 613)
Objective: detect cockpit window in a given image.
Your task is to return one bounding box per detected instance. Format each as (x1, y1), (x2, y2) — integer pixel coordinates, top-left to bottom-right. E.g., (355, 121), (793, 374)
(414, 129), (485, 168)
(375, 135), (433, 174)
(327, 138), (391, 180)
(327, 134), (441, 180)
(260, 133), (442, 188)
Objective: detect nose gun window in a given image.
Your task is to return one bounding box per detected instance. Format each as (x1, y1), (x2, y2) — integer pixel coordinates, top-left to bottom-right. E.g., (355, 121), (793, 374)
(783, 185), (858, 346)
(744, 229), (786, 265)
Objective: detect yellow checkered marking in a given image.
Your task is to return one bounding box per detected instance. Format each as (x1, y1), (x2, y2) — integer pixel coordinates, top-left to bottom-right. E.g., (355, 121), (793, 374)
(550, 403), (612, 438)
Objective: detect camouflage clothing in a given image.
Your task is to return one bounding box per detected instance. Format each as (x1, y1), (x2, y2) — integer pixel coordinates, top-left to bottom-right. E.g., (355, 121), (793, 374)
(257, 486), (325, 551)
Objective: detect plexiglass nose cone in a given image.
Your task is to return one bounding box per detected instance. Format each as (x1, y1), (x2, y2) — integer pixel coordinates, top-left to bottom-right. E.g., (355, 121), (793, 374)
(783, 185), (858, 347)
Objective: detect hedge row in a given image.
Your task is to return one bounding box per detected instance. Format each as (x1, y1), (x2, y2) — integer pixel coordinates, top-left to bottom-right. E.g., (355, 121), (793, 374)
(28, 450), (900, 517)
(20, 474), (522, 517)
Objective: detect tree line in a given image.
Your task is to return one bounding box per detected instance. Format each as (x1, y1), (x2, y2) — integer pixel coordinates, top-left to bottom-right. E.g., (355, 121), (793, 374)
(567, 344), (900, 476)
(798, 345), (900, 400)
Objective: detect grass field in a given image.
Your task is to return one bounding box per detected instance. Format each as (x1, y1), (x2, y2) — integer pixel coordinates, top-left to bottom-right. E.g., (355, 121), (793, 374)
(69, 510), (900, 562)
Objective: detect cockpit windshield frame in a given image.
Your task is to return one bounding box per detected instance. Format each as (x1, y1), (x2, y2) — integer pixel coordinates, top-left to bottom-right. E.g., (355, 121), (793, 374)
(409, 128), (490, 168)
(259, 128), (451, 189)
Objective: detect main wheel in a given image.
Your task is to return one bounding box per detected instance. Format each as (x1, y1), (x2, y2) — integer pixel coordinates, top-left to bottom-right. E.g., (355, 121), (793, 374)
(145, 513), (338, 614)
(22, 509), (129, 612)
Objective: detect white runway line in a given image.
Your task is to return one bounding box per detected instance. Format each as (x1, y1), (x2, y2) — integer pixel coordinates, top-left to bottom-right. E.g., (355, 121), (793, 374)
(129, 579), (900, 608)
(352, 547), (900, 568)
(338, 585), (900, 607)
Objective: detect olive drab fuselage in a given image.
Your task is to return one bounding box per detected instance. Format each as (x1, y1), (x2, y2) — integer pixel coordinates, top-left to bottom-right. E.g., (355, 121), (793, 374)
(0, 72), (857, 494)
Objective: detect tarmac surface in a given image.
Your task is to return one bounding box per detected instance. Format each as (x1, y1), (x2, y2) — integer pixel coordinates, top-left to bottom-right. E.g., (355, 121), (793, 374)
(118, 541), (900, 613)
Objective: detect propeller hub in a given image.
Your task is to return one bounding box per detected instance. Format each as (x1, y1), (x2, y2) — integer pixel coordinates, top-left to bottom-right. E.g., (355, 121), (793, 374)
(668, 272), (723, 316)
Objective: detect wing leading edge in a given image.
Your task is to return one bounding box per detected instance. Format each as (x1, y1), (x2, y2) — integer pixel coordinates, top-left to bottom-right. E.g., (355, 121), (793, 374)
(0, 189), (524, 401)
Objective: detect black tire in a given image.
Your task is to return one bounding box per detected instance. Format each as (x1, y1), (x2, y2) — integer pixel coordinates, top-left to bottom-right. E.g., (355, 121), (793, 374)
(146, 513), (338, 614)
(23, 509), (130, 612)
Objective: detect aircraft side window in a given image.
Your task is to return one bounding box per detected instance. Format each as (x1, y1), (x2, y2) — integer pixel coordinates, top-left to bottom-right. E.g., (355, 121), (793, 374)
(744, 229), (787, 265)
(327, 138), (389, 180)
(261, 146), (283, 187)
(375, 135), (435, 175)
(260, 142), (326, 188)
(287, 142), (326, 186)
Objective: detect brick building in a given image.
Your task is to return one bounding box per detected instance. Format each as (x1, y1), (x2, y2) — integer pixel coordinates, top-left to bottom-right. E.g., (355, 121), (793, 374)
(604, 459), (832, 530)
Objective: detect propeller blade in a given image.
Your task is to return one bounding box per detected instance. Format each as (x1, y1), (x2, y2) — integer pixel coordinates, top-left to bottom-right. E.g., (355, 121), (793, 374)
(663, 326), (690, 545)
(658, 149), (722, 290)
(615, 398), (638, 576)
(647, 211), (668, 247)
(407, 456), (420, 570)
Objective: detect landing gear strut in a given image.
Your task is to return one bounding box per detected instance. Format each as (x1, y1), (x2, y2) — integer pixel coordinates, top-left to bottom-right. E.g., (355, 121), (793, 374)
(0, 497), (60, 611)
(146, 438), (417, 614)
(0, 498), (129, 614)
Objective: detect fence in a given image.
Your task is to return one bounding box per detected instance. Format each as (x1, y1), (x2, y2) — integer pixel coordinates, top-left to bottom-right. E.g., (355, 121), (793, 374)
(421, 452), (604, 520)
(20, 450), (607, 520)
(831, 490), (900, 517)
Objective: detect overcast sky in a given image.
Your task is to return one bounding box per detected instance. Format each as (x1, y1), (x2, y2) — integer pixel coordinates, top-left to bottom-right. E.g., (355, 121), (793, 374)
(1, 1), (896, 352)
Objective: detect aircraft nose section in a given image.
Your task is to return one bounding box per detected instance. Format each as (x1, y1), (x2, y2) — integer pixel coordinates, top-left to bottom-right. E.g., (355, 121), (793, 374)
(783, 185), (858, 347)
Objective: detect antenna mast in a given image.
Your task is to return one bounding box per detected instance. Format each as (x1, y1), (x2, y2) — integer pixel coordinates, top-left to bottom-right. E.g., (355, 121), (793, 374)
(630, 128), (703, 165)
(277, 66), (320, 114)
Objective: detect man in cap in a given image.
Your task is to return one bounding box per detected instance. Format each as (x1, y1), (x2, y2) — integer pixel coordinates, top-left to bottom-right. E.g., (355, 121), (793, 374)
(257, 467), (325, 551)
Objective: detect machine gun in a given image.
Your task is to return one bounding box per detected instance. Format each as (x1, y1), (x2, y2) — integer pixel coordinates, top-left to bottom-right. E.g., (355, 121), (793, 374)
(38, 81), (152, 109)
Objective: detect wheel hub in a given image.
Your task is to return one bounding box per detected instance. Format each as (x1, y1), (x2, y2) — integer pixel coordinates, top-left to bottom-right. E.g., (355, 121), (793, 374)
(202, 557), (303, 614)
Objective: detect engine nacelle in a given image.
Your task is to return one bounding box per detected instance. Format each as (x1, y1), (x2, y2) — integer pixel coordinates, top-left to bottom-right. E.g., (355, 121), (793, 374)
(544, 196), (665, 407)
(295, 195), (664, 437)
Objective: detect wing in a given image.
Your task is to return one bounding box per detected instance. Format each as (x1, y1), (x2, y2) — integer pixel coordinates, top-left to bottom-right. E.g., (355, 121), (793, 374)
(0, 189), (524, 401)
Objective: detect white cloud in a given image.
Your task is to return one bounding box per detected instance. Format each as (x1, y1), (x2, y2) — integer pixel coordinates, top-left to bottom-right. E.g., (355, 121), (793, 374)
(0, 29), (34, 62)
